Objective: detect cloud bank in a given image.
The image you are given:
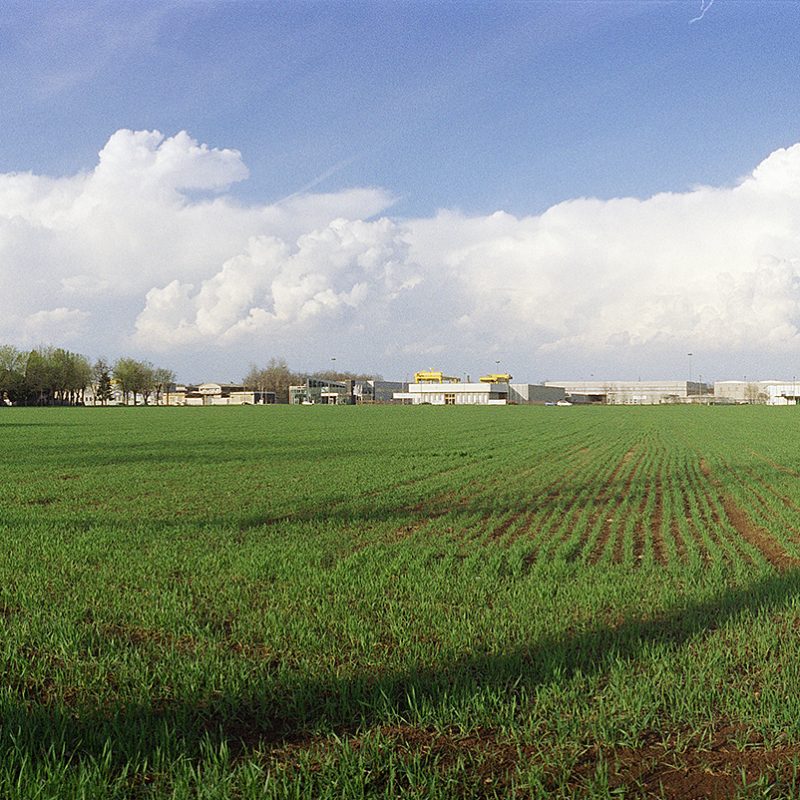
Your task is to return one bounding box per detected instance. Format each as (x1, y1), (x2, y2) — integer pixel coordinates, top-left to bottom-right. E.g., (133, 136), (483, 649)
(2, 129), (800, 377)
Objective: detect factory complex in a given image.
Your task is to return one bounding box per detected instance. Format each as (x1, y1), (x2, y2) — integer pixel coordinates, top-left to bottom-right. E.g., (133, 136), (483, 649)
(176, 375), (800, 407)
(388, 374), (800, 407)
(74, 372), (800, 407)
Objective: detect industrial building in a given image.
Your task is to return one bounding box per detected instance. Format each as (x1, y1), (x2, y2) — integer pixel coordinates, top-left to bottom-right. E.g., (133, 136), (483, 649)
(166, 383), (276, 406)
(353, 380), (408, 403)
(765, 384), (800, 405)
(82, 381), (276, 406)
(509, 383), (566, 404)
(393, 371), (565, 405)
(545, 380), (710, 405)
(289, 378), (406, 404)
(712, 380), (796, 405)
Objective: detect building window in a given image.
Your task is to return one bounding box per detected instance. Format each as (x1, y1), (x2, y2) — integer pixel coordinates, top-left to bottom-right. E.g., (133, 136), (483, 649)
(444, 393), (456, 405)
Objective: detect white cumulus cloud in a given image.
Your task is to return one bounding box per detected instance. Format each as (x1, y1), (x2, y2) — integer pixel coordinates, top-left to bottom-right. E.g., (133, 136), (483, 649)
(134, 217), (420, 348)
(23, 307), (89, 344)
(3, 128), (800, 379)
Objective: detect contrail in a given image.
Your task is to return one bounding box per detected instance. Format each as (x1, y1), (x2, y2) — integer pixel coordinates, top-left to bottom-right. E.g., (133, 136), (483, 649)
(277, 156), (358, 203)
(689, 0), (715, 24)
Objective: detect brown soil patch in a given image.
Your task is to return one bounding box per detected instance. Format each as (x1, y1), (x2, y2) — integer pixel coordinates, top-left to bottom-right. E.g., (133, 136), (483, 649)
(693, 463), (750, 565)
(701, 460), (799, 571)
(252, 723), (537, 795)
(670, 511), (688, 564)
(568, 726), (800, 800)
(719, 496), (794, 570)
(100, 623), (201, 654)
(629, 472), (652, 566)
(651, 474), (668, 566)
(225, 720), (800, 800)
(487, 510), (525, 542)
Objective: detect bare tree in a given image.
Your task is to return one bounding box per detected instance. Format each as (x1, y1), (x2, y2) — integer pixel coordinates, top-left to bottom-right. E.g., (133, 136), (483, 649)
(243, 357), (298, 403)
(744, 383), (766, 404)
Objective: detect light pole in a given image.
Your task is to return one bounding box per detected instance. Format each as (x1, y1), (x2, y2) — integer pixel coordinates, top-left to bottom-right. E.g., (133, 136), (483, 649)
(687, 353), (693, 396)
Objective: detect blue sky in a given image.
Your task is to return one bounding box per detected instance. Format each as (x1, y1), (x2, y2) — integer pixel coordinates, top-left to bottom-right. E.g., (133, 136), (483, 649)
(2, 1), (800, 382)
(5, 1), (800, 215)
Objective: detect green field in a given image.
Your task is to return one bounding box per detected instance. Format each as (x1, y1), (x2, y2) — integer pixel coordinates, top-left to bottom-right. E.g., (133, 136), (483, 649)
(4, 405), (800, 798)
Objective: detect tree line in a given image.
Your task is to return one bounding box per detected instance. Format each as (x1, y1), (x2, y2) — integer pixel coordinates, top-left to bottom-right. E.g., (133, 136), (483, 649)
(0, 345), (381, 407)
(0, 345), (175, 407)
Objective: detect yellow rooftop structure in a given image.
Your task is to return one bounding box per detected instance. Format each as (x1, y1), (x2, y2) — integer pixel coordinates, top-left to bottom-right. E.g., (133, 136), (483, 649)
(414, 370), (461, 383)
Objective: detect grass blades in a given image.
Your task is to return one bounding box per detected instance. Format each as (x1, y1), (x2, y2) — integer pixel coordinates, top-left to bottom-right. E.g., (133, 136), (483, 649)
(3, 405), (800, 798)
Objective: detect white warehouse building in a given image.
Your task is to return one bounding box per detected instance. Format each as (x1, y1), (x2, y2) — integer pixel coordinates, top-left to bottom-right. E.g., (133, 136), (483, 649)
(393, 371), (565, 405)
(545, 380), (710, 405)
(713, 380), (793, 404)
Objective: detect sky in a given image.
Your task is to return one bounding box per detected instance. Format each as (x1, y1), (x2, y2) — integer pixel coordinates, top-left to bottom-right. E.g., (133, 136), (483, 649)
(2, 0), (800, 384)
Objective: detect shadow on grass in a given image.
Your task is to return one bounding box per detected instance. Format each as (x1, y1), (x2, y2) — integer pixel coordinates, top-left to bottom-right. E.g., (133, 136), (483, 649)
(0, 422), (69, 428)
(4, 568), (800, 767)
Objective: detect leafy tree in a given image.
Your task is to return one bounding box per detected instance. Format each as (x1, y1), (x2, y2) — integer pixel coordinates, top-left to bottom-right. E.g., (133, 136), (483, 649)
(1, 344), (170, 407)
(93, 358), (113, 406)
(138, 361), (156, 405)
(113, 357), (140, 405)
(26, 347), (65, 405)
(0, 345), (24, 405)
(113, 358), (167, 405)
(52, 348), (91, 405)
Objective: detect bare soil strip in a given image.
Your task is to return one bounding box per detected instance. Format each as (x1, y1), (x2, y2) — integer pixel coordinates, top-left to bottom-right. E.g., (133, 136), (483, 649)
(583, 447), (643, 564)
(650, 471), (669, 566)
(249, 723), (800, 800)
(486, 509), (525, 542)
(693, 460), (756, 566)
(675, 482), (709, 564)
(464, 441), (599, 548)
(612, 448), (650, 564)
(700, 459), (799, 571)
(629, 458), (654, 566)
(514, 442), (620, 565)
(566, 726), (800, 800)
(670, 511), (688, 564)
